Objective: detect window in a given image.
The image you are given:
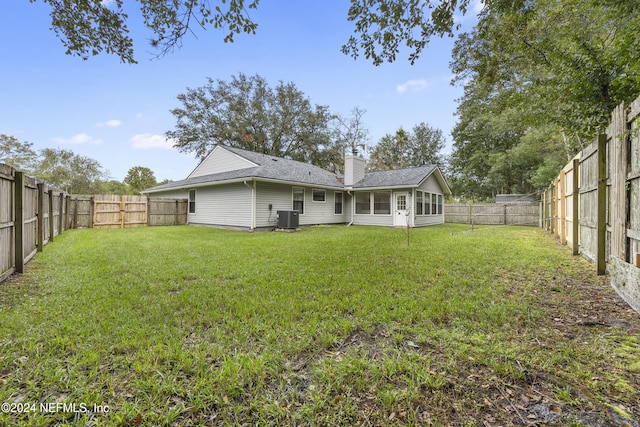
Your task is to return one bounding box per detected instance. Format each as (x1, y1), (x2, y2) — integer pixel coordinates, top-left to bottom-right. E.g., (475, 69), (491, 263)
(416, 191), (423, 215)
(293, 187), (304, 214)
(431, 193), (437, 215)
(437, 194), (443, 215)
(374, 191), (391, 214)
(424, 192), (431, 215)
(312, 189), (326, 202)
(355, 192), (370, 214)
(188, 189), (196, 214)
(334, 192), (343, 215)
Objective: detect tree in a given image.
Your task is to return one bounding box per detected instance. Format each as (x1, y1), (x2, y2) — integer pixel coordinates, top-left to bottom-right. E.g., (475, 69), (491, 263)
(406, 123), (444, 167)
(124, 166), (157, 194)
(332, 107), (370, 157)
(451, 0), (640, 140)
(32, 148), (110, 194)
(167, 73), (339, 169)
(32, 0), (259, 63)
(368, 123), (445, 171)
(29, 0), (512, 64)
(30, 0), (640, 66)
(0, 134), (38, 173)
(448, 0), (640, 199)
(99, 180), (131, 195)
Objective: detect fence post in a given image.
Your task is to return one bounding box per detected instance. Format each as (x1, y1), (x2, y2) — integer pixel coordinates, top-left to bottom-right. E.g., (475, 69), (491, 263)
(48, 189), (55, 243)
(572, 158), (580, 255)
(14, 171), (24, 273)
(89, 196), (95, 228)
(64, 195), (70, 231)
(72, 197), (78, 229)
(542, 189), (547, 230)
(503, 204), (507, 225)
(560, 170), (567, 245)
(597, 133), (607, 275)
(58, 192), (64, 236)
(37, 183), (44, 252)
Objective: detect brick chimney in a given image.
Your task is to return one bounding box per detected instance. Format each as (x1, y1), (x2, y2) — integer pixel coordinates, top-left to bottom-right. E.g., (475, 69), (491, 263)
(344, 154), (365, 186)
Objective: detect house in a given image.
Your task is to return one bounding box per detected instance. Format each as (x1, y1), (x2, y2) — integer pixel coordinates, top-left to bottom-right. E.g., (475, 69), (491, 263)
(143, 145), (451, 230)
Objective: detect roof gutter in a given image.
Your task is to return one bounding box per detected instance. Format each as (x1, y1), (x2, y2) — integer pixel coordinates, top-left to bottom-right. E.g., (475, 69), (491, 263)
(144, 176), (343, 194)
(347, 190), (354, 227)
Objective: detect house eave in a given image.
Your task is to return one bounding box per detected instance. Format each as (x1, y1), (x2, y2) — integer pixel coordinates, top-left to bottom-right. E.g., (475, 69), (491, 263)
(143, 176), (344, 194)
(351, 184), (419, 191)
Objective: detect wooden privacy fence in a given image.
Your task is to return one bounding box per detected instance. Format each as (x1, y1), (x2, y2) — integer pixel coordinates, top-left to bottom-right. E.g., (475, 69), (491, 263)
(445, 203), (540, 227)
(1, 165), (69, 282)
(68, 195), (188, 229)
(1, 162), (189, 284)
(544, 96), (640, 313)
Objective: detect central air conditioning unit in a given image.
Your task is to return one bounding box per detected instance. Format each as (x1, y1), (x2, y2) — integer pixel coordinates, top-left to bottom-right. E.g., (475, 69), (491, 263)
(276, 210), (299, 229)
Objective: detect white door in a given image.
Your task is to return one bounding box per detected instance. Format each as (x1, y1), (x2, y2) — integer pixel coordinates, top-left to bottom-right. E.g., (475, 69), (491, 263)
(394, 192), (409, 227)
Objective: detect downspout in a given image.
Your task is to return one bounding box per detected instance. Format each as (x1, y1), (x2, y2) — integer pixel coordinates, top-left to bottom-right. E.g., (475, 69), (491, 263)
(347, 190), (354, 226)
(243, 180), (256, 230)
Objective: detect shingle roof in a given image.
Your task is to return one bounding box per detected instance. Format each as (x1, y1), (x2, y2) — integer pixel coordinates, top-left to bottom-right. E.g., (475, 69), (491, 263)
(353, 165), (437, 188)
(145, 146), (449, 194)
(145, 146), (343, 192)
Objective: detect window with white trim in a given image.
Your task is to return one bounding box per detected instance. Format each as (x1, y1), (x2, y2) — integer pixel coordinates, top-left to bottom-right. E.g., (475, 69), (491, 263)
(374, 191), (391, 214)
(334, 192), (343, 214)
(431, 193), (437, 215)
(416, 191), (423, 215)
(188, 189), (196, 214)
(425, 192), (431, 215)
(355, 192), (370, 214)
(437, 194), (443, 215)
(312, 189), (326, 202)
(293, 187), (304, 214)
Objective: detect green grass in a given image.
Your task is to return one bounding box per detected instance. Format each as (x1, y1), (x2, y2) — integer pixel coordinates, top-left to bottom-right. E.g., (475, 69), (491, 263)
(0, 224), (638, 425)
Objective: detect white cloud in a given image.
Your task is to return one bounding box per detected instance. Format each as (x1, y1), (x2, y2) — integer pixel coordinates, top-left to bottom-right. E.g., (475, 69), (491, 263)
(131, 133), (175, 150)
(396, 79), (430, 94)
(95, 119), (122, 127)
(52, 133), (103, 145)
(472, 0), (485, 14)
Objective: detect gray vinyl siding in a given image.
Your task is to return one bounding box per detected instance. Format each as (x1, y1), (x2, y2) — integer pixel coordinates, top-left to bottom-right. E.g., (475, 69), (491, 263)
(419, 174), (443, 194)
(189, 146), (257, 178)
(351, 190), (395, 227)
(352, 212), (394, 226)
(255, 182), (346, 228)
(414, 175), (445, 227)
(147, 189), (189, 199)
(414, 214), (444, 226)
(189, 182), (252, 228)
(255, 182), (293, 228)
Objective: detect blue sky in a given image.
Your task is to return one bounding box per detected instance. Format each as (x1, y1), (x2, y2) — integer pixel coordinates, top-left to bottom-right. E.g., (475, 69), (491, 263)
(0, 1), (480, 182)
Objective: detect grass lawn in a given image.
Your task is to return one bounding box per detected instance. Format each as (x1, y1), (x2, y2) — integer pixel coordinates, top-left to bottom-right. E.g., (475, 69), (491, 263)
(0, 224), (638, 426)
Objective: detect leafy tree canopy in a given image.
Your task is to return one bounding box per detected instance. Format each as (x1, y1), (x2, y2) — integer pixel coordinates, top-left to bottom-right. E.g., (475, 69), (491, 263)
(167, 73), (343, 171)
(448, 0), (640, 199)
(33, 148), (110, 194)
(32, 0), (259, 63)
(124, 166), (157, 194)
(28, 0), (515, 64)
(0, 134), (39, 173)
(367, 123), (445, 171)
